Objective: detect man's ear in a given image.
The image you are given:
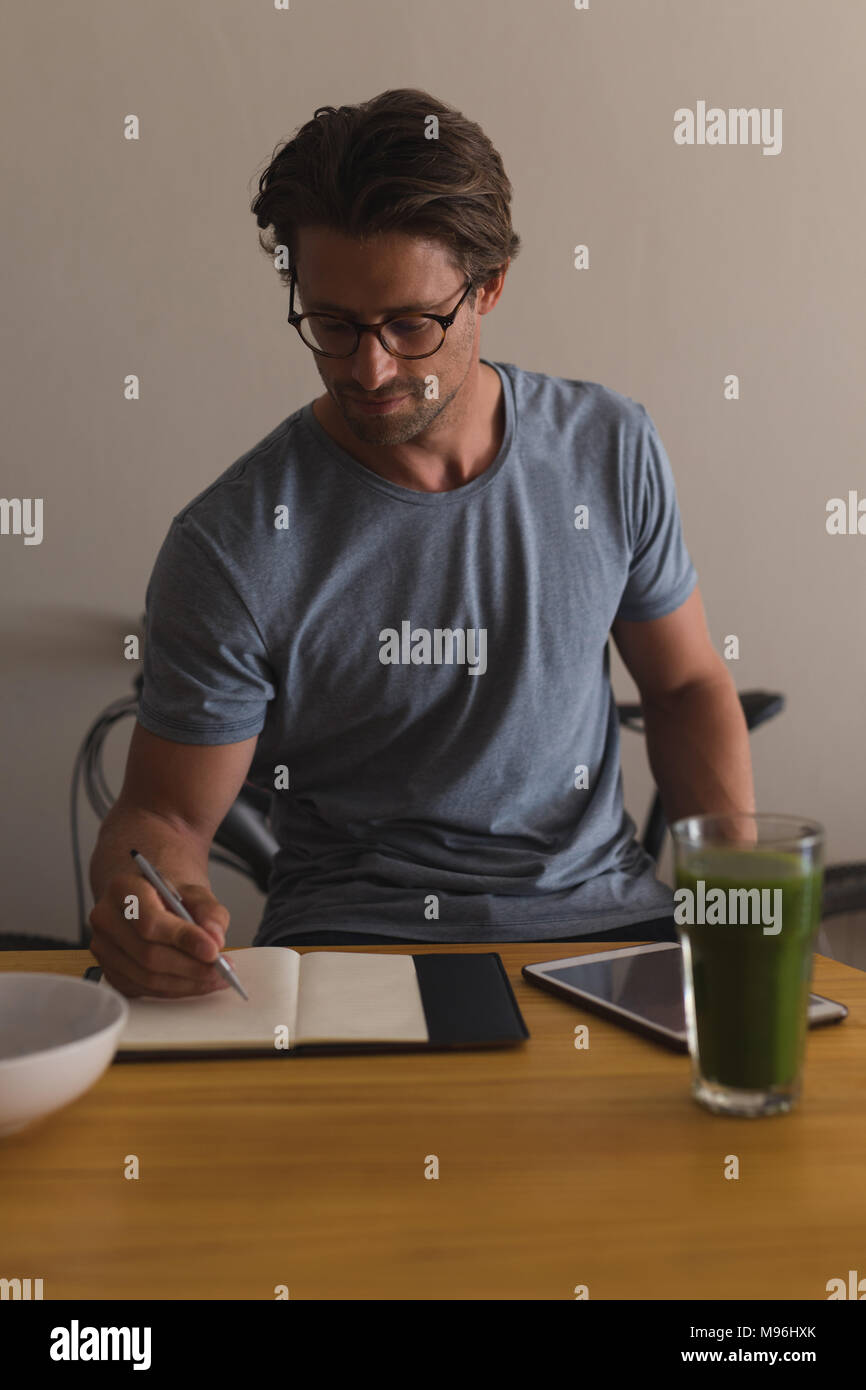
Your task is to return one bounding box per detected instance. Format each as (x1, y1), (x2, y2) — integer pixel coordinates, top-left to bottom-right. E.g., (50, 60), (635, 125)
(476, 260), (509, 315)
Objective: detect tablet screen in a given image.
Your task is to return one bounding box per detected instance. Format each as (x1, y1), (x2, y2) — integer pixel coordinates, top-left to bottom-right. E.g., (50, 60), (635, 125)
(544, 946), (688, 1033)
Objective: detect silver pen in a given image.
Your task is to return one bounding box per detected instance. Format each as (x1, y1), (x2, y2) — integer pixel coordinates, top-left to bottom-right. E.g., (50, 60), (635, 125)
(129, 849), (248, 1000)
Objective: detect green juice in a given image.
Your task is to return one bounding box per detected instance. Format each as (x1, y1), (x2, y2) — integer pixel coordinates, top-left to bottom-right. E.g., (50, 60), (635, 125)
(675, 849), (824, 1091)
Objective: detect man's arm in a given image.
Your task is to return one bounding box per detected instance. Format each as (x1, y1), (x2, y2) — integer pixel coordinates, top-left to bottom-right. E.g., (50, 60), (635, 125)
(90, 722), (259, 899)
(88, 722), (259, 996)
(611, 586), (756, 826)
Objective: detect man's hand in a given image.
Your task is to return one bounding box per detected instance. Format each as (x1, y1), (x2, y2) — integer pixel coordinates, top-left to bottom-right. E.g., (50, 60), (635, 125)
(89, 874), (232, 999)
(87, 723), (259, 997)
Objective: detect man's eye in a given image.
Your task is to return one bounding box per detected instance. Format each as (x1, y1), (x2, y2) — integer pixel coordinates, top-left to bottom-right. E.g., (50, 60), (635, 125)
(389, 319), (427, 334)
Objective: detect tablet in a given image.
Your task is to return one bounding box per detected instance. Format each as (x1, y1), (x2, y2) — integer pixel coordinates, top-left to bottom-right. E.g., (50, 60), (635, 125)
(522, 942), (848, 1051)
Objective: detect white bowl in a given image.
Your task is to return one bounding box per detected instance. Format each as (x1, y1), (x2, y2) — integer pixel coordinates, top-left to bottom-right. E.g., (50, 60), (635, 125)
(0, 973), (129, 1136)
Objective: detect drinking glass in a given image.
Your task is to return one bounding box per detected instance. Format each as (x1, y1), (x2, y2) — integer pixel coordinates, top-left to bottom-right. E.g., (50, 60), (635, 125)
(670, 813), (824, 1117)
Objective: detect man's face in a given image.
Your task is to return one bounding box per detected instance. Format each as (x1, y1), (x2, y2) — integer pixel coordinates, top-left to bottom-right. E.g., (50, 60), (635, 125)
(293, 226), (479, 445)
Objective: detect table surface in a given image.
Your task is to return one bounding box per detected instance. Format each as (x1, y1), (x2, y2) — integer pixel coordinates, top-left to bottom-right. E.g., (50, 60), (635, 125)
(1, 943), (863, 1300)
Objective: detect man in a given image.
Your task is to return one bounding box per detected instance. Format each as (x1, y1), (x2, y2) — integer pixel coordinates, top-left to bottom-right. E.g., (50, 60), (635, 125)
(88, 88), (755, 999)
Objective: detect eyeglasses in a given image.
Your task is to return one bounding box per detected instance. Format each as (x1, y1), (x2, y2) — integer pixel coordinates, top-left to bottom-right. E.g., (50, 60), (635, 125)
(287, 268), (474, 359)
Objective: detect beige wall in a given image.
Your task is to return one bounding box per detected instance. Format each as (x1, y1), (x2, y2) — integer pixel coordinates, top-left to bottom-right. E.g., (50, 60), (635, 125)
(2, 1), (864, 946)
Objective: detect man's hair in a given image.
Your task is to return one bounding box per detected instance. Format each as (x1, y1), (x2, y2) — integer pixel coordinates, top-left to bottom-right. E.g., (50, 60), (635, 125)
(251, 88), (520, 303)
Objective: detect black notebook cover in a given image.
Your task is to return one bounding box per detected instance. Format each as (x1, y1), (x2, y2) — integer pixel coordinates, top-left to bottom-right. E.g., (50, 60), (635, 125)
(413, 951), (529, 1046)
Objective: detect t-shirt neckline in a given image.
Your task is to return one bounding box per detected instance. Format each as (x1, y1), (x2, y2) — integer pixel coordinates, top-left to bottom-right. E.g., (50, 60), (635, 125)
(297, 358), (515, 506)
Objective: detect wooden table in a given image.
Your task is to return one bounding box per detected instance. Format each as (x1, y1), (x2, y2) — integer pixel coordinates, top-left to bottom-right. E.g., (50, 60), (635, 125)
(1, 944), (863, 1300)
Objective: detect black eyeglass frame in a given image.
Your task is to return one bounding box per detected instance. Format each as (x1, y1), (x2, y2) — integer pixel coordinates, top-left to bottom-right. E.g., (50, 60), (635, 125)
(286, 269), (475, 359)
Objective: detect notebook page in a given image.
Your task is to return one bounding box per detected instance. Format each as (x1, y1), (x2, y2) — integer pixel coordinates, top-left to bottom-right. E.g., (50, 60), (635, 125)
(296, 951), (428, 1044)
(108, 948), (300, 1052)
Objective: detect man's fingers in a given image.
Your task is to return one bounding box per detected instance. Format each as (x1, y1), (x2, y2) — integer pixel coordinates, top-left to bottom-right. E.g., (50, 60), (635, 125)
(115, 917), (223, 979)
(90, 927), (230, 997)
(136, 894), (225, 960)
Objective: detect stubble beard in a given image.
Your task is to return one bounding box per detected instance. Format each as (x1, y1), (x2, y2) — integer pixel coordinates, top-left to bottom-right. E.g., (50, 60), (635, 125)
(330, 380), (461, 445)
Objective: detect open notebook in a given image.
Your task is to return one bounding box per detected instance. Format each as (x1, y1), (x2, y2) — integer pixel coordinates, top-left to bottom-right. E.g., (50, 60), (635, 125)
(102, 947), (529, 1059)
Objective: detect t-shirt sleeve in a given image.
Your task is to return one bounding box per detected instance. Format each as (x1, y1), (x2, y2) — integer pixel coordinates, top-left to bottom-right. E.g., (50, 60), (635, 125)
(614, 404), (698, 622)
(137, 519), (275, 745)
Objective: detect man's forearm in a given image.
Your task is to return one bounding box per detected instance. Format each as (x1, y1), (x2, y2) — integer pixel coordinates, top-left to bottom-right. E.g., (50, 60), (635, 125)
(89, 802), (213, 904)
(640, 673), (756, 827)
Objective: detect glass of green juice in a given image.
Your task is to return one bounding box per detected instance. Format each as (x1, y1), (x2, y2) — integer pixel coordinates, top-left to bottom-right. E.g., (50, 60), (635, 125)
(670, 813), (824, 1117)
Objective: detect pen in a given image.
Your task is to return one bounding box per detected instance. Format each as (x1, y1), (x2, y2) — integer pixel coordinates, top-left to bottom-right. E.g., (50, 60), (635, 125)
(129, 849), (249, 1001)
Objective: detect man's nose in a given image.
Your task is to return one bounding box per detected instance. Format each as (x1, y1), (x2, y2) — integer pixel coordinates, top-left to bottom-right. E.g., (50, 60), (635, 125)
(349, 331), (403, 392)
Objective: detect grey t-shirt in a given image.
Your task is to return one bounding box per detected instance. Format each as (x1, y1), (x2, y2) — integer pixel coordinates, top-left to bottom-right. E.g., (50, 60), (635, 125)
(137, 359), (698, 945)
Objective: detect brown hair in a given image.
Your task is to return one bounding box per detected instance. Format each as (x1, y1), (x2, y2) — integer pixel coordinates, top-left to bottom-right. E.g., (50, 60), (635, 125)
(250, 88), (520, 303)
